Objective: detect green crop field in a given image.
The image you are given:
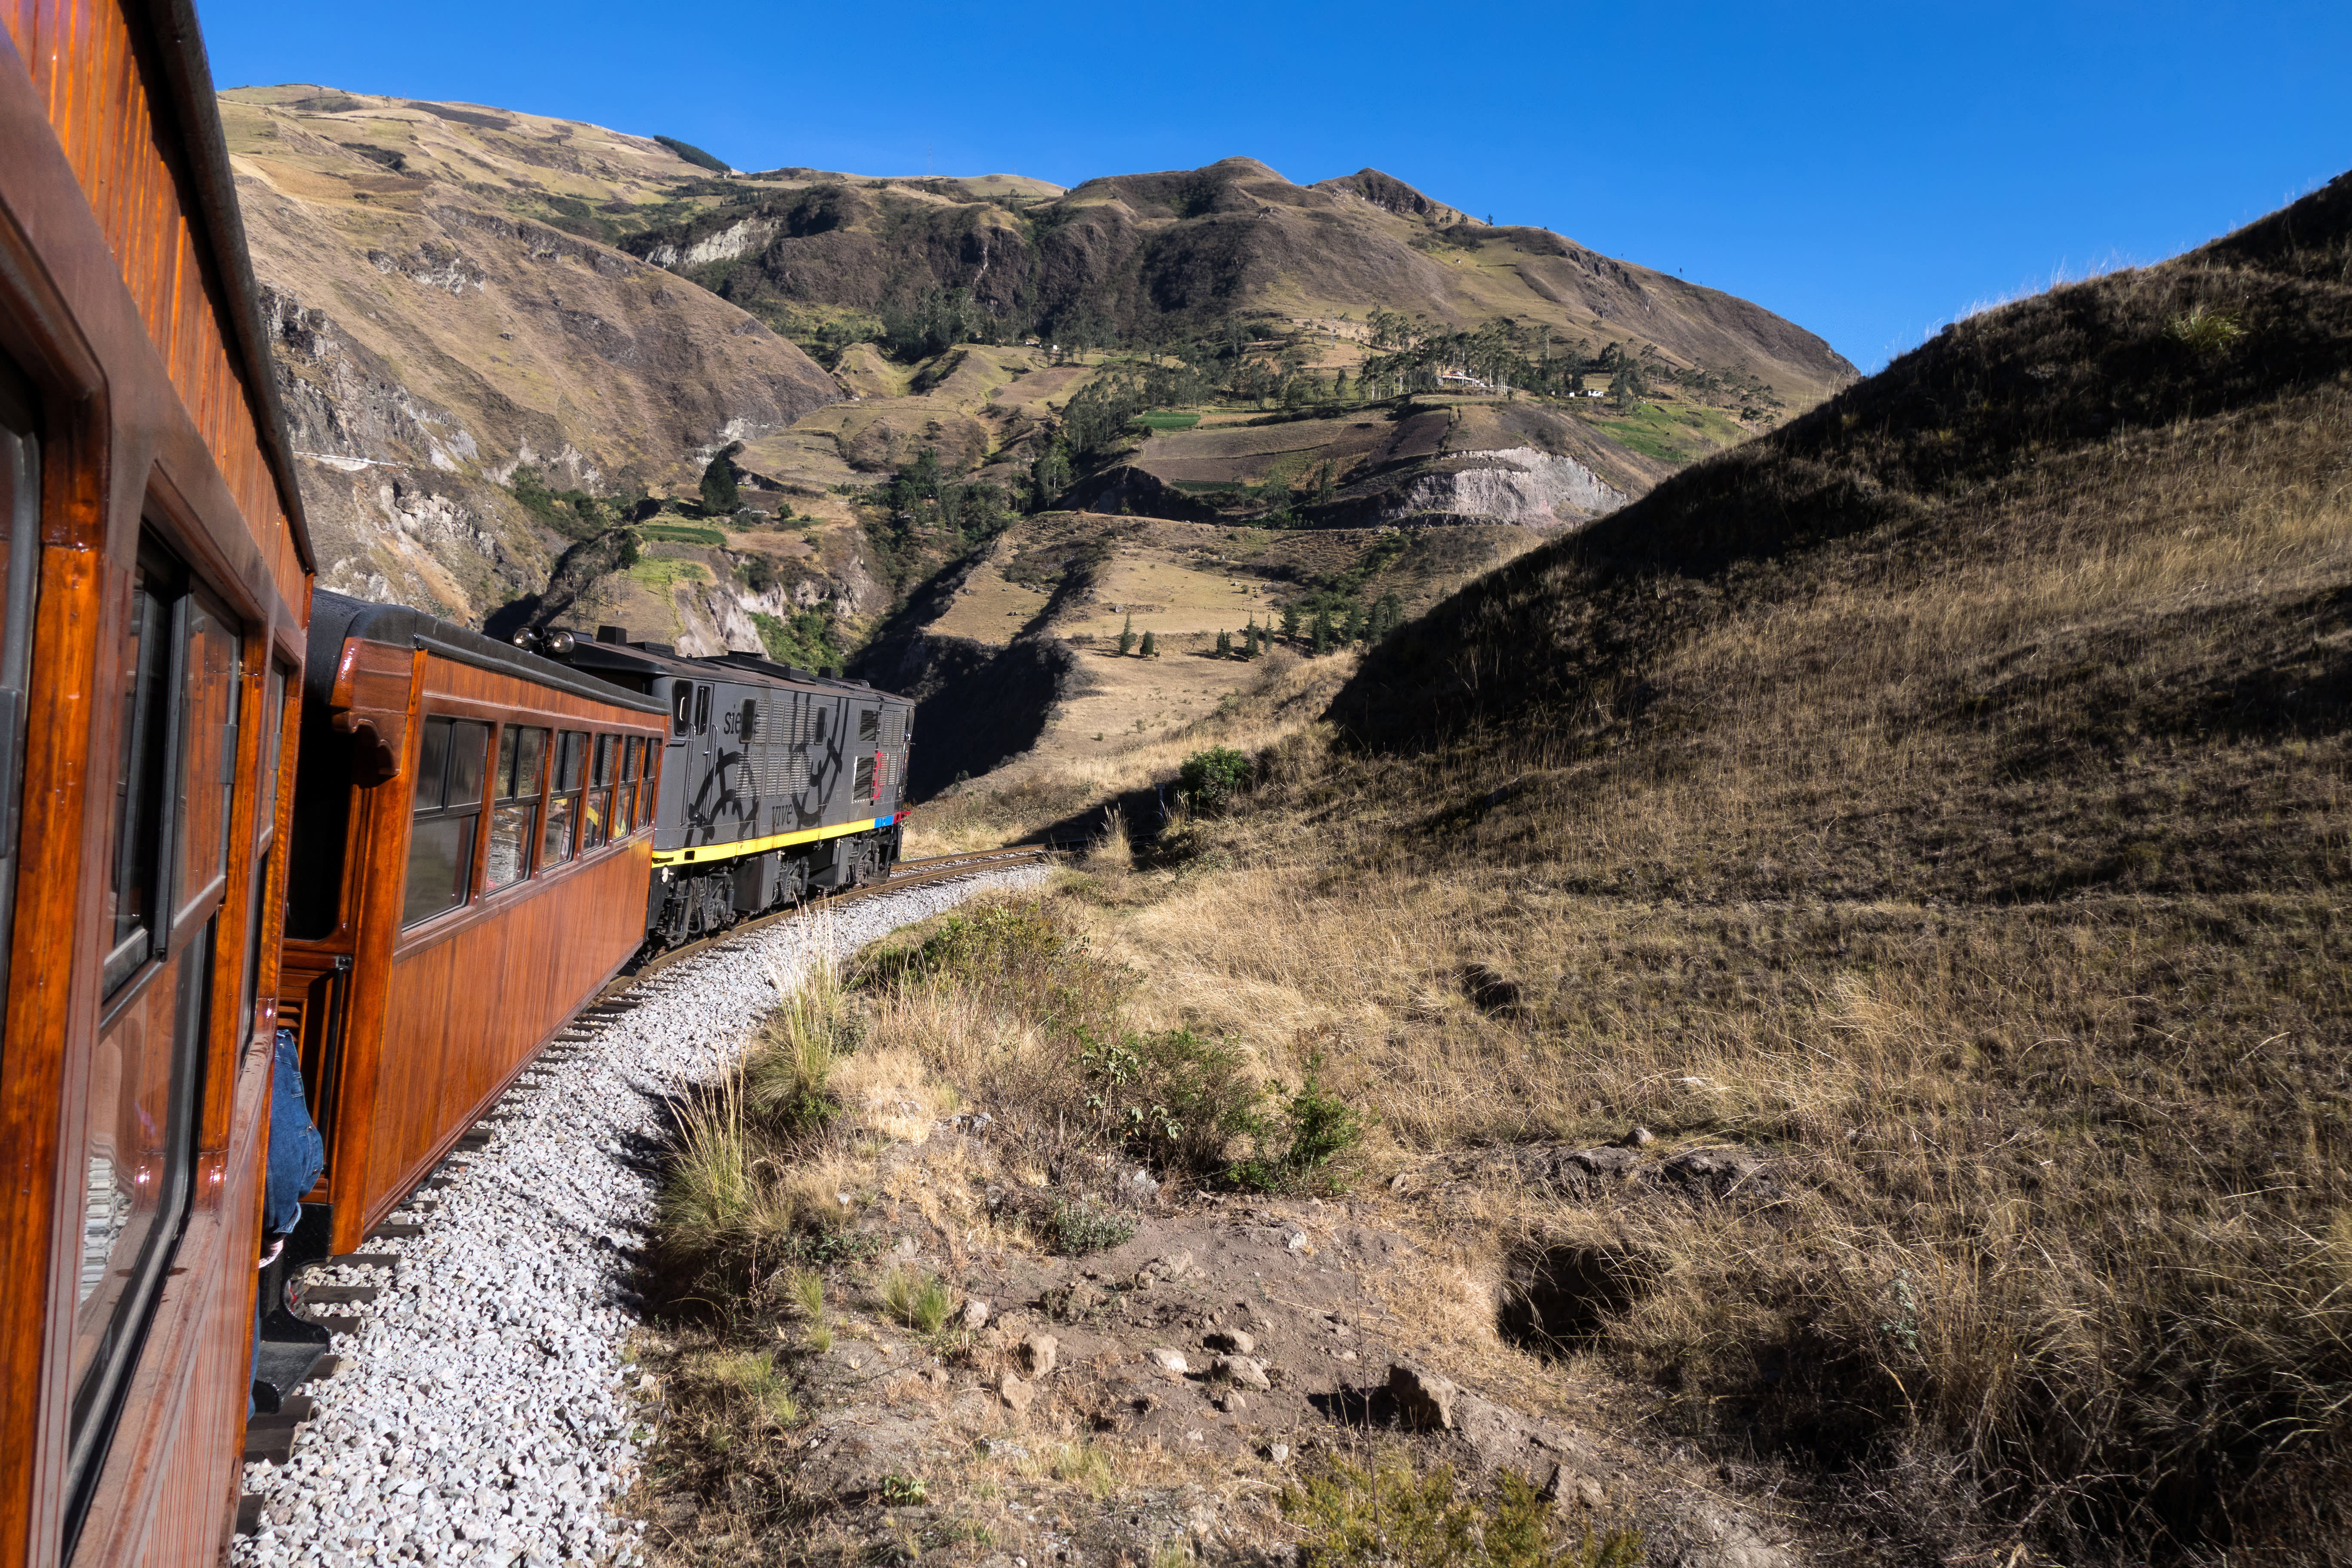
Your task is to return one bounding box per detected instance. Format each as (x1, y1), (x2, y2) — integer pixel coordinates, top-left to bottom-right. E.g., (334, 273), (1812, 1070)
(637, 523), (727, 545)
(1589, 400), (1748, 464)
(1131, 410), (1201, 430)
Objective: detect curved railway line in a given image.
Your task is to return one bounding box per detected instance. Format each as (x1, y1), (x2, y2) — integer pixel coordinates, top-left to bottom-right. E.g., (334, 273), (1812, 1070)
(612, 843), (1062, 990)
(231, 846), (1068, 1561)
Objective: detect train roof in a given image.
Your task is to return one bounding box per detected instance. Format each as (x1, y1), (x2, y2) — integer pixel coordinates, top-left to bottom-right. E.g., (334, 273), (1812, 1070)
(308, 590), (669, 715)
(148, 0), (314, 571)
(544, 629), (912, 705)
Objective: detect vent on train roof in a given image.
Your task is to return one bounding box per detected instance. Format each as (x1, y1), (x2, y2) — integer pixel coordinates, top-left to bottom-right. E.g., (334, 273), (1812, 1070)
(596, 625), (628, 644)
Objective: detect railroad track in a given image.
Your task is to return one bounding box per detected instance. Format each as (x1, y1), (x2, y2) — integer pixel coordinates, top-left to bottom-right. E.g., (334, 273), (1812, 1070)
(608, 842), (1062, 992)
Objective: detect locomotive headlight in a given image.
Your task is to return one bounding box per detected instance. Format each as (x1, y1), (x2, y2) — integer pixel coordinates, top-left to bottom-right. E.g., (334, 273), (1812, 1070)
(544, 629), (576, 654)
(511, 631), (536, 649)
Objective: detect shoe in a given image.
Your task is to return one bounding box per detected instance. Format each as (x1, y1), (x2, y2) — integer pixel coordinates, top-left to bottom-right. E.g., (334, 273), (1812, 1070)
(257, 1236), (285, 1271)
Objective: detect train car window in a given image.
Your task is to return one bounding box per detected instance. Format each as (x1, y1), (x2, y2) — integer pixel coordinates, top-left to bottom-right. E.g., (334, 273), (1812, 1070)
(101, 557), (180, 997)
(74, 536), (241, 1501)
(172, 591), (240, 926)
(858, 708), (880, 746)
(618, 736), (641, 834)
(485, 725), (547, 889)
(237, 663), (293, 1043)
(639, 739), (661, 830)
(670, 683), (691, 736)
(693, 684), (711, 736)
(542, 730), (586, 866)
(0, 362), (41, 1033)
(854, 753), (877, 801)
(400, 716), (488, 927)
(581, 734), (615, 852)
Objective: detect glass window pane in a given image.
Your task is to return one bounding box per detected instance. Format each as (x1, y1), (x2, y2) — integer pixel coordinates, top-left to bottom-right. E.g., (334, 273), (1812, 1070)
(413, 717), (450, 812)
(104, 570), (172, 994)
(542, 793), (576, 865)
(582, 788), (609, 851)
(621, 737), (640, 783)
(400, 814), (473, 927)
(495, 725), (517, 800)
(71, 915), (212, 1489)
(512, 726), (546, 801)
(694, 686), (710, 735)
(445, 720), (489, 808)
(556, 731), (585, 791)
(486, 803), (535, 888)
(173, 595), (240, 923)
(671, 685), (691, 736)
(592, 734), (614, 787)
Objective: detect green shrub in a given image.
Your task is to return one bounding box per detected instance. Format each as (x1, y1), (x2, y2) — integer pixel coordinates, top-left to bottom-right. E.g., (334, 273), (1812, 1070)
(1283, 1451), (1644, 1568)
(1231, 1054), (1365, 1194)
(1043, 1196), (1138, 1256)
(1179, 747), (1253, 813)
(1082, 1026), (1265, 1179)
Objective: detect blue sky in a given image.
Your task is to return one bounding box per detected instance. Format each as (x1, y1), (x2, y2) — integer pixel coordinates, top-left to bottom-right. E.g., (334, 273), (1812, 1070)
(200, 0), (2350, 371)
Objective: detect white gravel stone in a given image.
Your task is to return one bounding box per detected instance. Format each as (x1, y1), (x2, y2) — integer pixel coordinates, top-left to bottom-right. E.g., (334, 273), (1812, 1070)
(232, 866), (1048, 1565)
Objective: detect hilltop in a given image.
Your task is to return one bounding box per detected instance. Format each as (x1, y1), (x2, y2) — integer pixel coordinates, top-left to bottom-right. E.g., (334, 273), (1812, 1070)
(624, 155), (1855, 413)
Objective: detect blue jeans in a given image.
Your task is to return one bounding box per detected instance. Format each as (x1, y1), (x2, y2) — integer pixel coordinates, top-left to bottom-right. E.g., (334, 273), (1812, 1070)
(252, 1028), (324, 1410)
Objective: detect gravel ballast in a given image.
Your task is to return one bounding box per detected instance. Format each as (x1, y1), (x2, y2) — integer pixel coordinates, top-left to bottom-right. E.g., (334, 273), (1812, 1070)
(233, 867), (1049, 1567)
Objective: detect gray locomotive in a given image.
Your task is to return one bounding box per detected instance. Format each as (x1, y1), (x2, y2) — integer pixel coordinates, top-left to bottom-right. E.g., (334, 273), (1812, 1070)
(530, 625), (914, 946)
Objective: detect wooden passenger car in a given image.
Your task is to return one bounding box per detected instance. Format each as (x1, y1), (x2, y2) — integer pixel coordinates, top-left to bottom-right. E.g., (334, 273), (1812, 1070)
(0, 2), (316, 1564)
(279, 594), (668, 1257)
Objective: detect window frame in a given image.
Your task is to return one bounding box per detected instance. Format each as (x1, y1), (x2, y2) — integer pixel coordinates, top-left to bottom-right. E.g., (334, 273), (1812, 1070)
(397, 714), (490, 930)
(70, 529), (250, 1515)
(482, 721), (550, 895)
(541, 728), (588, 868)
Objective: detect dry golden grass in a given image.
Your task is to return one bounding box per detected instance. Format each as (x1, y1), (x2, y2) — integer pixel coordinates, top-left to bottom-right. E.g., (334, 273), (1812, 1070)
(903, 649), (1360, 856)
(913, 239), (2352, 1561)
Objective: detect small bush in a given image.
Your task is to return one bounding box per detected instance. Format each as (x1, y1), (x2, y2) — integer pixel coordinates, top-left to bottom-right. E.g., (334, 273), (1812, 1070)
(2164, 303), (2244, 353)
(744, 962), (857, 1136)
(1178, 746), (1253, 813)
(1231, 1054), (1366, 1193)
(1082, 1027), (1266, 1179)
(1283, 1451), (1643, 1568)
(1043, 1196), (1138, 1256)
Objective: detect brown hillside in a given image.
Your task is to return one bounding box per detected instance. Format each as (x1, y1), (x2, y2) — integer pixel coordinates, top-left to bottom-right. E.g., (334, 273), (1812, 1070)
(891, 170), (2352, 1567)
(222, 86), (843, 637)
(1236, 171), (2351, 1560)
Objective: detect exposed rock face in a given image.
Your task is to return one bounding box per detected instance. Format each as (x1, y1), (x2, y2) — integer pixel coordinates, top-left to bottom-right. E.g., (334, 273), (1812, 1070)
(222, 88), (840, 623)
(1386, 446), (1631, 528)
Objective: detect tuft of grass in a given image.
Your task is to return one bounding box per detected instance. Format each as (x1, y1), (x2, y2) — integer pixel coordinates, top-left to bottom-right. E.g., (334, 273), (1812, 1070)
(786, 1268), (825, 1322)
(879, 1266), (955, 1335)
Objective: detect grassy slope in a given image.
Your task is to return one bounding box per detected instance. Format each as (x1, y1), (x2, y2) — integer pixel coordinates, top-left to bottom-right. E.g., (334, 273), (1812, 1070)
(1323, 175), (2352, 1556)
(932, 175), (2352, 1562)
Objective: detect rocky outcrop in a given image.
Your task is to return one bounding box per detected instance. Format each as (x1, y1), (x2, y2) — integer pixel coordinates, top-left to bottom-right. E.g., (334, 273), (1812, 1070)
(1385, 447), (1630, 529)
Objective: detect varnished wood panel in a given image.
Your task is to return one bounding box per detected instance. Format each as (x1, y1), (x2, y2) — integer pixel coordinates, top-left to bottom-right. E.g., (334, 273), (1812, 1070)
(355, 835), (651, 1248)
(0, 9), (312, 1565)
